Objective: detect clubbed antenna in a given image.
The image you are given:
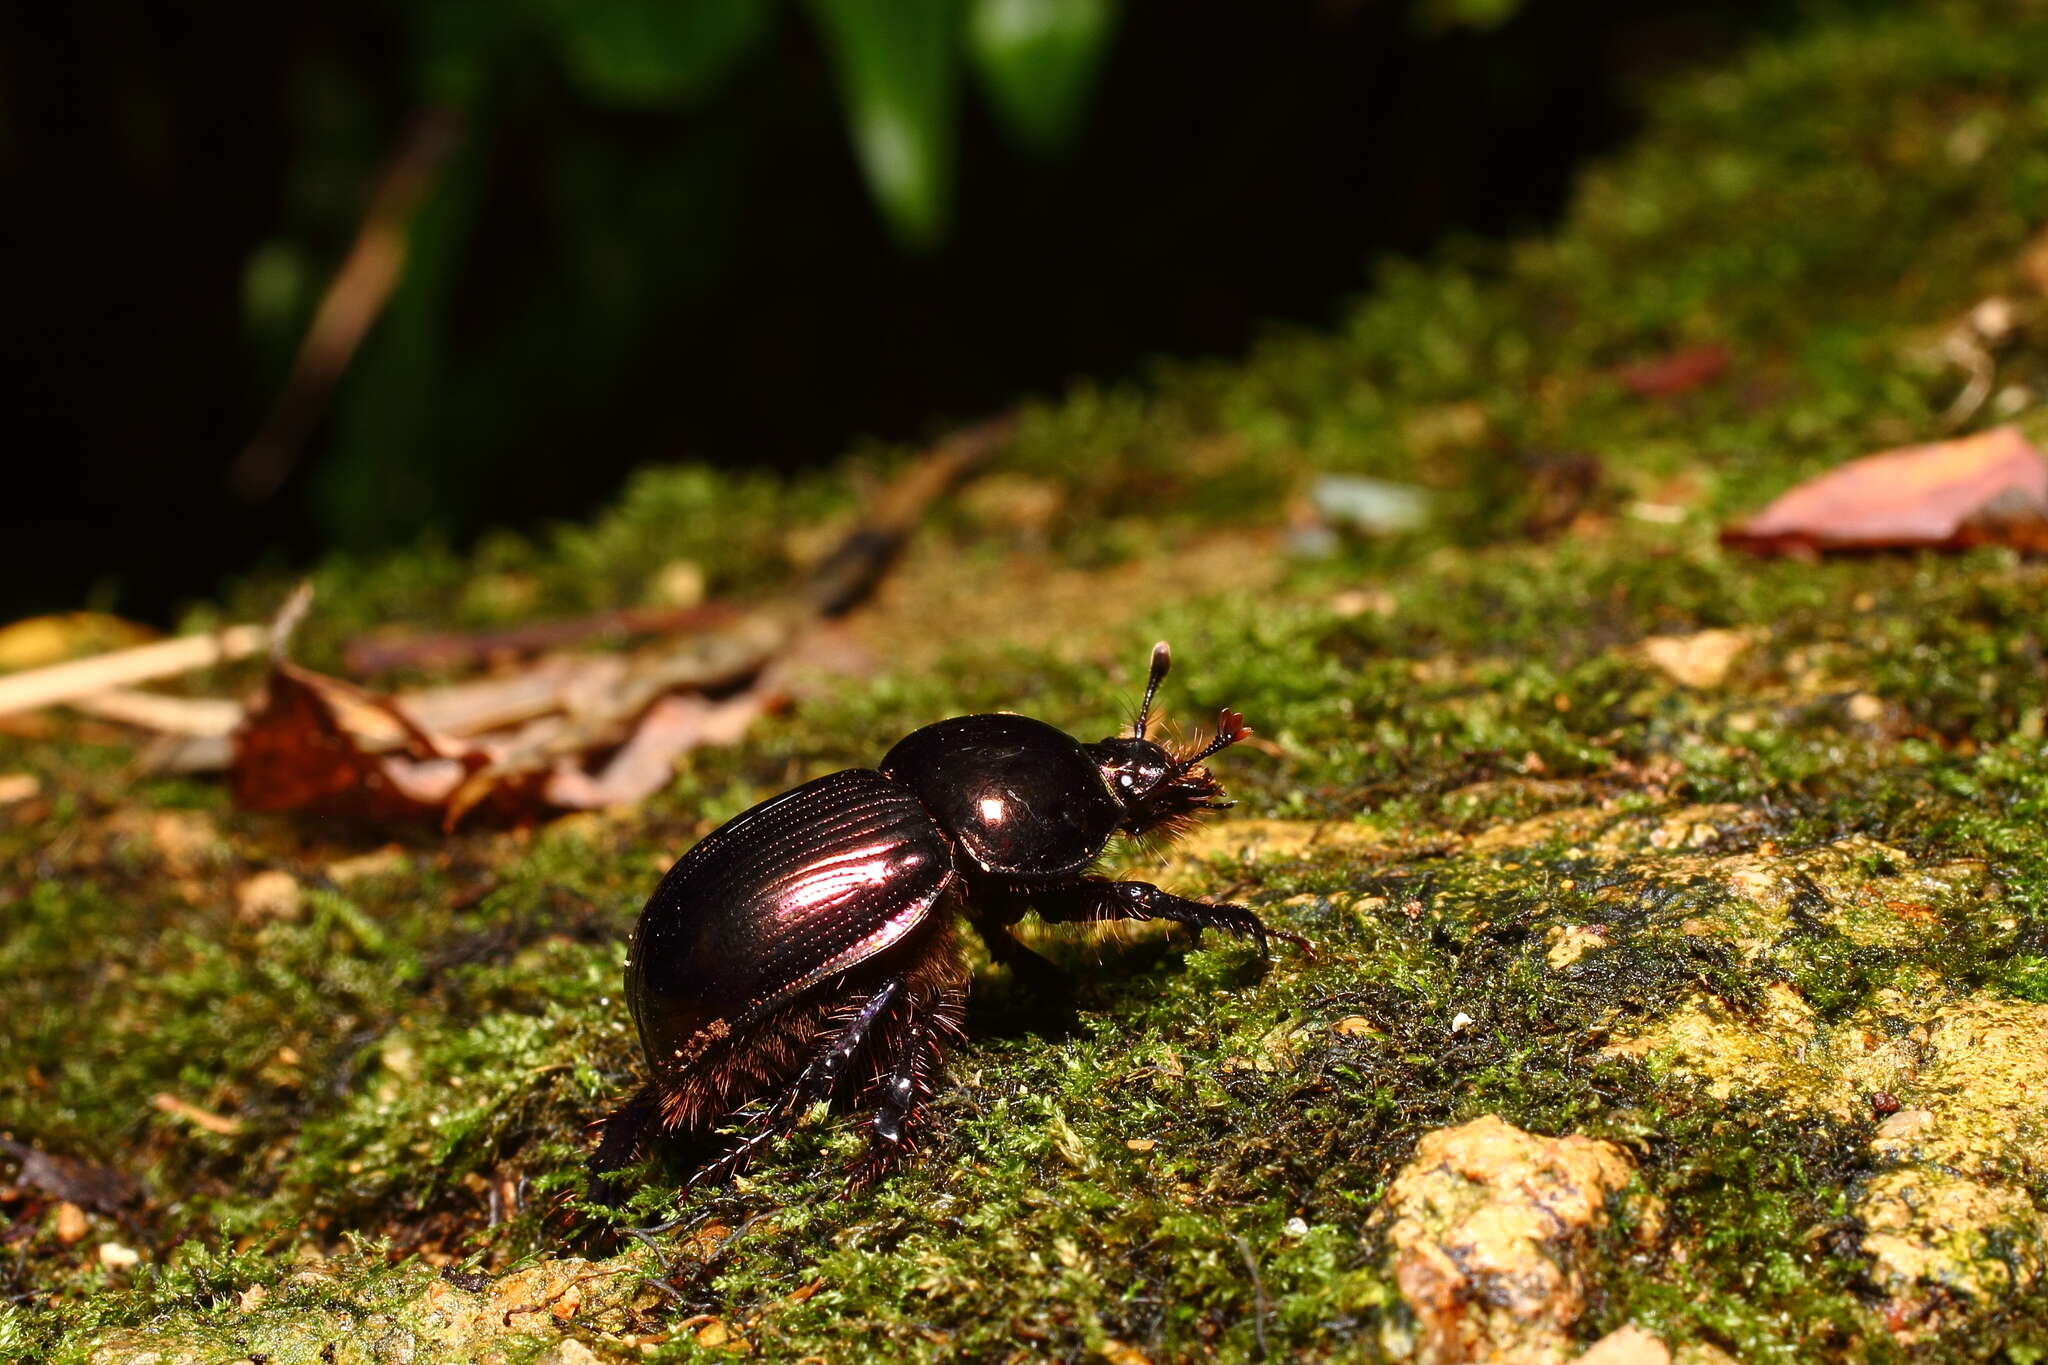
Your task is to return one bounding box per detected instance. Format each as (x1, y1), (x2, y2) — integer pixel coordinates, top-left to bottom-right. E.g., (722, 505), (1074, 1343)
(1173, 708), (1251, 772)
(1133, 640), (1172, 740)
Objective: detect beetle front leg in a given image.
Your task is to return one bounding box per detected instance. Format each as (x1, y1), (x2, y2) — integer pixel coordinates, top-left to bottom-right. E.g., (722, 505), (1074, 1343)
(1031, 878), (1311, 960)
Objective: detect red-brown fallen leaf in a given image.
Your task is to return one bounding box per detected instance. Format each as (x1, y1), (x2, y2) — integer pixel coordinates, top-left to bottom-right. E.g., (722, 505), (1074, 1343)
(231, 663), (475, 823)
(1722, 425), (2048, 556)
(1615, 344), (1729, 399)
(229, 658), (772, 829)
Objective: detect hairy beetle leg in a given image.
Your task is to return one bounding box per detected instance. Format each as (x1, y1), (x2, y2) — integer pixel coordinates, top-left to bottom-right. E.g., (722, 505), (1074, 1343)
(690, 978), (905, 1188)
(849, 988), (962, 1189)
(586, 1084), (663, 1199)
(1032, 878), (1312, 961)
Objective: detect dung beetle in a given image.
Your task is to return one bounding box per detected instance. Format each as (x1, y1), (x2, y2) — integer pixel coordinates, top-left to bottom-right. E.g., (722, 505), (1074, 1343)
(592, 642), (1305, 1190)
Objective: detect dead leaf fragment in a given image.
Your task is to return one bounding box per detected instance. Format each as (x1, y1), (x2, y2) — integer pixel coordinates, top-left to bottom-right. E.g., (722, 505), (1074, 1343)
(53, 1202), (88, 1245)
(0, 1137), (144, 1213)
(1099, 1340), (1156, 1365)
(0, 612), (155, 672)
(98, 1241), (140, 1269)
(1615, 344), (1729, 399)
(1722, 425), (2048, 555)
(1638, 629), (1750, 688)
(235, 869), (303, 922)
(1573, 1325), (1672, 1365)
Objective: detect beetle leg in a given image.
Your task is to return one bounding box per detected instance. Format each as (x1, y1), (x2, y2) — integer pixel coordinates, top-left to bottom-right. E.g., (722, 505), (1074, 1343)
(690, 978), (903, 1187)
(971, 909), (1070, 993)
(849, 988), (962, 1188)
(1030, 878), (1312, 960)
(792, 977), (902, 1111)
(588, 1083), (663, 1187)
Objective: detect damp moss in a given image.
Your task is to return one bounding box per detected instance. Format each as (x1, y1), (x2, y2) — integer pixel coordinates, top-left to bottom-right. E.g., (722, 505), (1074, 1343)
(8, 1), (2048, 1361)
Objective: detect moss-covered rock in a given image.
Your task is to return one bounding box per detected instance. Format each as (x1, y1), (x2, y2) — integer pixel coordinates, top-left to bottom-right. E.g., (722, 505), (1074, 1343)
(9, 0), (2048, 1360)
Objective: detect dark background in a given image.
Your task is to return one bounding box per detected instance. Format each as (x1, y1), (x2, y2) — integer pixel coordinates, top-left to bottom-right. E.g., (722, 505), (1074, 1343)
(3, 0), (1807, 624)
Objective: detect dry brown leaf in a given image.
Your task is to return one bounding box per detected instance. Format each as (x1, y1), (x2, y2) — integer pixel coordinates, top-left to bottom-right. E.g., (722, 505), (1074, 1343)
(0, 1137), (144, 1213)
(231, 663), (474, 824)
(230, 654), (776, 830)
(1722, 425), (2048, 555)
(1615, 344), (1729, 399)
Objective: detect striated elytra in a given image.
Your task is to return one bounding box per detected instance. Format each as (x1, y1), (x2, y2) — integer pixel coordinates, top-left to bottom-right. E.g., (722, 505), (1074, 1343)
(592, 642), (1306, 1191)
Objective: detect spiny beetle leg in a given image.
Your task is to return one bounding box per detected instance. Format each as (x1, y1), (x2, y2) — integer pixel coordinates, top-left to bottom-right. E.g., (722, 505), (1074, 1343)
(848, 989), (958, 1189)
(691, 978), (905, 1188)
(793, 977), (902, 1111)
(1032, 878), (1312, 961)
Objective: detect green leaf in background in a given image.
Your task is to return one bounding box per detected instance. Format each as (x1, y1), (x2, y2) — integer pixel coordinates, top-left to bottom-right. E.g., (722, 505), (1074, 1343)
(533, 0), (780, 108)
(1413, 0), (1524, 33)
(967, 0), (1117, 156)
(808, 0), (963, 250)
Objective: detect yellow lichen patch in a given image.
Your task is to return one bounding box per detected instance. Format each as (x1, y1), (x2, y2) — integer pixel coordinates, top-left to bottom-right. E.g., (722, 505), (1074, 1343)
(1373, 1115), (1649, 1365)
(1858, 1167), (2047, 1301)
(1606, 980), (1935, 1121)
(1593, 803), (1763, 856)
(88, 1255), (665, 1365)
(1612, 983), (2048, 1318)
(1465, 804), (1615, 855)
(1146, 817), (1399, 876)
(1584, 834), (1997, 962)
(1869, 995), (2048, 1176)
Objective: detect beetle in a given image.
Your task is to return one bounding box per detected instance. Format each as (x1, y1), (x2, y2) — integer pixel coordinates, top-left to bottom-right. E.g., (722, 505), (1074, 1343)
(591, 642), (1305, 1190)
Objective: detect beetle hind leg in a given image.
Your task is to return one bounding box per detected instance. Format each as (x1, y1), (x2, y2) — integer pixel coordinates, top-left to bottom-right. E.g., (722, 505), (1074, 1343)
(849, 987), (965, 1189)
(690, 978), (905, 1187)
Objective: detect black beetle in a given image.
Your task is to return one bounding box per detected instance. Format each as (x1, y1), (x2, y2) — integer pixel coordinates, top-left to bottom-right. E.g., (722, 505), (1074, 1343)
(592, 642), (1304, 1189)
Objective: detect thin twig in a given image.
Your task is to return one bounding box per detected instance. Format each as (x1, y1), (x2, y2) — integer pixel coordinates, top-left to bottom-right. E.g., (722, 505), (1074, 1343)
(0, 626), (270, 717)
(228, 112), (462, 502)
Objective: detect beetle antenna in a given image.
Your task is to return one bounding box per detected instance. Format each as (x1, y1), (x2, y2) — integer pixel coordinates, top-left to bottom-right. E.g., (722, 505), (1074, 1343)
(1171, 708), (1251, 772)
(1133, 640), (1172, 740)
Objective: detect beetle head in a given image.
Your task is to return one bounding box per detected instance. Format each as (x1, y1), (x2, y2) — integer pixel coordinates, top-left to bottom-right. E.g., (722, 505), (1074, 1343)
(1087, 641), (1250, 840)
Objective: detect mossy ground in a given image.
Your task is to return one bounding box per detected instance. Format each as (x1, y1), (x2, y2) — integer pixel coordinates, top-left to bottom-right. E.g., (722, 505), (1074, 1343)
(8, 2), (2048, 1360)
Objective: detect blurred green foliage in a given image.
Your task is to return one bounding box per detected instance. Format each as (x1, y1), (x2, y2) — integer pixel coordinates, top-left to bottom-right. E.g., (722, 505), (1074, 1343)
(261, 0), (1143, 549)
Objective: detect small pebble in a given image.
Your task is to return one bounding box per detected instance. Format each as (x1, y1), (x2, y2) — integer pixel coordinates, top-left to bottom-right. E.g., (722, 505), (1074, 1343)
(98, 1241), (140, 1269)
(1451, 1011), (1475, 1033)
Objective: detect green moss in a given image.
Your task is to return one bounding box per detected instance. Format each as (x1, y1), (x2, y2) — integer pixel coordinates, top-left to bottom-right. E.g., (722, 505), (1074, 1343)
(10, 0), (2048, 1359)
